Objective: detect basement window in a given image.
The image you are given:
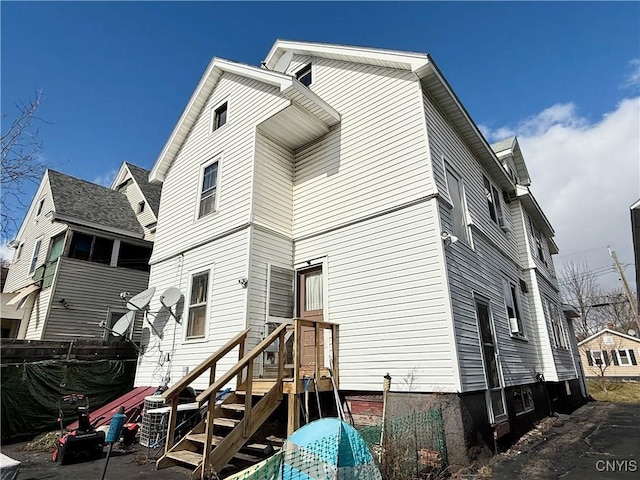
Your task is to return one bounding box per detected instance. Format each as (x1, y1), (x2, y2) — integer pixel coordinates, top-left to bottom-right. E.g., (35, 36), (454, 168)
(513, 385), (534, 415)
(296, 64), (312, 87)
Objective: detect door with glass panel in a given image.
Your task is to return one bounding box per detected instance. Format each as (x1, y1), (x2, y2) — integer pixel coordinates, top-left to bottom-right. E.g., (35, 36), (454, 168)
(475, 298), (507, 423)
(297, 266), (324, 371)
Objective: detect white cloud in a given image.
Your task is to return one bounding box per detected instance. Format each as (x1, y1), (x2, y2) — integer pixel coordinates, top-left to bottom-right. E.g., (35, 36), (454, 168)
(92, 169), (118, 187)
(622, 59), (640, 90)
(486, 97), (640, 290)
(0, 242), (14, 263)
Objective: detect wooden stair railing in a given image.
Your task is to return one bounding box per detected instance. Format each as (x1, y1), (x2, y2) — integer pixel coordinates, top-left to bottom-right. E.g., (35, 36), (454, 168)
(161, 328), (250, 452)
(157, 322), (288, 479)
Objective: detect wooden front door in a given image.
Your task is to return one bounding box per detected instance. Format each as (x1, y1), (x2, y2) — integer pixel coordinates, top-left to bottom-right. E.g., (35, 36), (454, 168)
(297, 266), (324, 371)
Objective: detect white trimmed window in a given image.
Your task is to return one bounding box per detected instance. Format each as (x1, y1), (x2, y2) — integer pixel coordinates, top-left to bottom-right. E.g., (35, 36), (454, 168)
(29, 238), (42, 274)
(614, 349), (638, 366)
(212, 102), (228, 131)
(483, 175), (510, 232)
(296, 64), (312, 86)
(186, 271), (209, 339)
(445, 166), (469, 244)
(198, 159), (220, 218)
(513, 385), (534, 415)
(529, 217), (546, 265)
(589, 350), (605, 366)
(266, 265), (294, 322)
(14, 242), (24, 263)
(544, 297), (568, 349)
(502, 278), (524, 336)
(36, 198), (45, 216)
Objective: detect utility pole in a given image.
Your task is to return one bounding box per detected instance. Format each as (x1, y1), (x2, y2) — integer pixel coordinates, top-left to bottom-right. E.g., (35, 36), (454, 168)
(608, 247), (640, 332)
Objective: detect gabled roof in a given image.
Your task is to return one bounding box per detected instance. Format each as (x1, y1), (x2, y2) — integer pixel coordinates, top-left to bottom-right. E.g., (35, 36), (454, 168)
(491, 137), (532, 186)
(149, 57), (340, 183)
(264, 40), (517, 191)
(122, 163), (162, 216)
(48, 170), (144, 237)
(578, 328), (640, 346)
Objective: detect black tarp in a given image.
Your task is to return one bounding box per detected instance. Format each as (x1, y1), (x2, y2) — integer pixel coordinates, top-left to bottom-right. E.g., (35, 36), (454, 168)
(1, 358), (136, 442)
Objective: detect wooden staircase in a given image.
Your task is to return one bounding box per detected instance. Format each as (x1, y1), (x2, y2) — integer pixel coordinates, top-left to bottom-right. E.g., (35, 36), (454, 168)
(156, 318), (339, 479)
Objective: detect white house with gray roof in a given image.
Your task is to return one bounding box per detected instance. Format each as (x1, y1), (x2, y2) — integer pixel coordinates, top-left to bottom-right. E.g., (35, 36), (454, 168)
(133, 40), (584, 462)
(3, 163), (161, 341)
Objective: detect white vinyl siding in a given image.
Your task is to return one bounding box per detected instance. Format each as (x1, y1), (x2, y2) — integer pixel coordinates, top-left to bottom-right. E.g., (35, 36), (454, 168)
(134, 228), (249, 390)
(292, 56), (433, 240)
(149, 72), (290, 264)
(295, 201), (458, 393)
(118, 168), (157, 241)
(24, 288), (52, 340)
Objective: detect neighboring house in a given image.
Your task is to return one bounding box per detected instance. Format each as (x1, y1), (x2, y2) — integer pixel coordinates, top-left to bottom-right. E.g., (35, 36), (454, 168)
(133, 40), (584, 462)
(578, 328), (640, 379)
(2, 163), (161, 341)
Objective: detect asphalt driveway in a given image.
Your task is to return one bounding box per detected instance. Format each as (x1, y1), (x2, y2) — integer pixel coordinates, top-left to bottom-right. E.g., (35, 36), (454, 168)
(492, 401), (639, 479)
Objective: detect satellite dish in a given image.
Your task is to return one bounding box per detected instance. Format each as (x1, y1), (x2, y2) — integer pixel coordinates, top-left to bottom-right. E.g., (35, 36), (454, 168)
(628, 329), (637, 337)
(160, 287), (181, 309)
(112, 311), (135, 337)
(127, 287), (156, 311)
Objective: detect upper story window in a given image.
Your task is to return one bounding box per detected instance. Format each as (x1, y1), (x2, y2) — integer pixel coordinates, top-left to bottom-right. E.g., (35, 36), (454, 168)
(213, 102), (228, 131)
(117, 242), (152, 271)
(483, 175), (510, 232)
(544, 297), (568, 349)
(29, 238), (42, 274)
(529, 217), (546, 265)
(14, 243), (24, 263)
(445, 166), (469, 244)
(187, 270), (209, 339)
(296, 64), (312, 87)
(198, 159), (219, 218)
(68, 232), (113, 264)
(137, 201), (145, 214)
(48, 233), (65, 263)
(36, 198), (45, 216)
(502, 277), (524, 337)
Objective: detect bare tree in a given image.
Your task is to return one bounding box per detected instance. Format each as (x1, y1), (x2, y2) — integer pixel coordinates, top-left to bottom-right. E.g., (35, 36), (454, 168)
(592, 288), (637, 335)
(1, 91), (47, 238)
(560, 260), (602, 339)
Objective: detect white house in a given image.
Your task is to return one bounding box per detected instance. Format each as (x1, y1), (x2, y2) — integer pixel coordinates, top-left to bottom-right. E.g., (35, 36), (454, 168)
(3, 162), (161, 341)
(133, 40), (584, 464)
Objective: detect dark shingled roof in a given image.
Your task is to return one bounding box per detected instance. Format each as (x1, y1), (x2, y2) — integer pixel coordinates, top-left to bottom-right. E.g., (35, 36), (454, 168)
(47, 170), (144, 236)
(124, 163), (162, 216)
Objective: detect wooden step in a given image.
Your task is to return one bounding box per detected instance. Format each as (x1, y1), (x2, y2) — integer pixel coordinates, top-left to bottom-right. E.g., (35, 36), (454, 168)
(213, 417), (241, 428)
(235, 390), (266, 397)
(165, 450), (203, 467)
(221, 403), (246, 412)
(232, 452), (263, 466)
(186, 433), (224, 445)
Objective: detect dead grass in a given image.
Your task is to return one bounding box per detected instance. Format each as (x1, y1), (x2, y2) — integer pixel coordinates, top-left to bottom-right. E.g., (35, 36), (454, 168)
(587, 380), (640, 403)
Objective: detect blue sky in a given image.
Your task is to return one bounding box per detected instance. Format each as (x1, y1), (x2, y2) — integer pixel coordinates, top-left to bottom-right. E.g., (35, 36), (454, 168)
(2, 1), (639, 290)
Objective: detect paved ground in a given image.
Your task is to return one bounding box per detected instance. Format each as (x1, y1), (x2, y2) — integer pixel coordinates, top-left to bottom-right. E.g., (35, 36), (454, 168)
(0, 442), (191, 480)
(491, 401), (640, 479)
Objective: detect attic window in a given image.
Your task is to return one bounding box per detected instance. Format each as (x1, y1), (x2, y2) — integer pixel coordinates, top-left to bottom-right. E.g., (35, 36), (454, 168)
(213, 102), (228, 131)
(137, 201), (145, 214)
(36, 198), (45, 216)
(296, 64), (312, 86)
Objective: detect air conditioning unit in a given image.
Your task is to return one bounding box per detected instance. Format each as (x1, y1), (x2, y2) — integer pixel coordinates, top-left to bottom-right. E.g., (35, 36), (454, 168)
(498, 213), (512, 233)
(509, 317), (520, 334)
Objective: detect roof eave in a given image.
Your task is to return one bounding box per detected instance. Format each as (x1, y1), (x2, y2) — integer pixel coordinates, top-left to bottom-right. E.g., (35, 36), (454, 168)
(516, 185), (555, 237)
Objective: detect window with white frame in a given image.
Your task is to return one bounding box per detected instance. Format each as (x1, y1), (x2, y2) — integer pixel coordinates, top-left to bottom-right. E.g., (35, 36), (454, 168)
(614, 349), (638, 366)
(29, 238), (42, 274)
(212, 102), (227, 131)
(483, 175), (501, 224)
(589, 349), (606, 366)
(545, 297), (568, 349)
(512, 385), (534, 415)
(198, 160), (219, 218)
(296, 64), (312, 86)
(529, 217), (546, 265)
(502, 278), (524, 336)
(186, 271), (209, 338)
(36, 198), (45, 216)
(445, 166), (469, 243)
(14, 242), (24, 263)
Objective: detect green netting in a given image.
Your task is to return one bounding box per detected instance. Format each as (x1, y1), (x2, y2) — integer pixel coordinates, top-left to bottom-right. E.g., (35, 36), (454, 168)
(358, 407), (447, 479)
(1, 359), (136, 442)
